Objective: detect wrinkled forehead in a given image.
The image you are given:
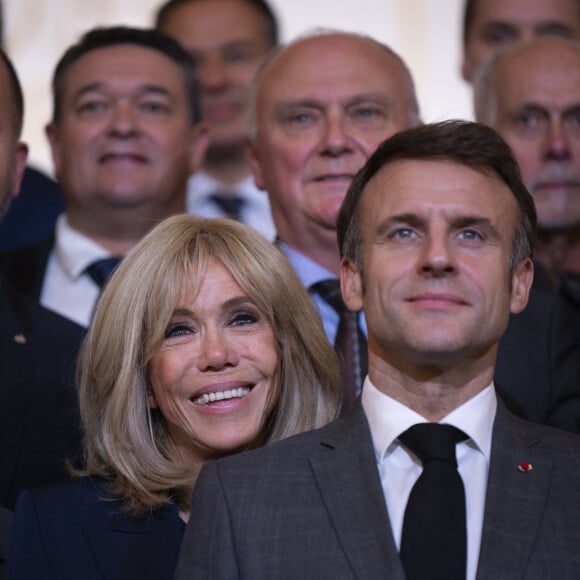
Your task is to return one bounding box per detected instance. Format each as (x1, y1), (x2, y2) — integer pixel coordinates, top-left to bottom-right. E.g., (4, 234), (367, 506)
(495, 40), (580, 99)
(256, 34), (408, 105)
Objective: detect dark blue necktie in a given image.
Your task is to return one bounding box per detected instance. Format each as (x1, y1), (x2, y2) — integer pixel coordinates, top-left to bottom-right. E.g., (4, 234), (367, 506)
(85, 256), (122, 288)
(399, 423), (468, 580)
(209, 193), (245, 221)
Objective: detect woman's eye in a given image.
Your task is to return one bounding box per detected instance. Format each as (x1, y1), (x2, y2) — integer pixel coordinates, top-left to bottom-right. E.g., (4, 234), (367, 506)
(229, 310), (259, 327)
(165, 323), (191, 338)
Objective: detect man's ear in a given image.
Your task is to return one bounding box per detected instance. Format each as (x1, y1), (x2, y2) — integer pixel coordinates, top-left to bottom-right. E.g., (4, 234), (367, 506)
(188, 123), (209, 174)
(461, 53), (474, 82)
(247, 141), (266, 191)
(10, 142), (28, 200)
(510, 257), (534, 314)
(45, 122), (62, 179)
(340, 258), (363, 312)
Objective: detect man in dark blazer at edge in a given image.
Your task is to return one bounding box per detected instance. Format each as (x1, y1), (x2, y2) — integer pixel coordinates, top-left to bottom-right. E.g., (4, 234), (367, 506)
(245, 31), (580, 432)
(175, 121), (580, 580)
(0, 50), (85, 510)
(0, 507), (10, 580)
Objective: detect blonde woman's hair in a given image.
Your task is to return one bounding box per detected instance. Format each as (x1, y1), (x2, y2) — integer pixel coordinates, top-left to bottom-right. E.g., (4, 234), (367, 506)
(78, 215), (341, 514)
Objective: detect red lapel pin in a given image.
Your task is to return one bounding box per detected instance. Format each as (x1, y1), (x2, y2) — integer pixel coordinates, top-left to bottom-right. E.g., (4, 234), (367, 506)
(517, 462), (533, 472)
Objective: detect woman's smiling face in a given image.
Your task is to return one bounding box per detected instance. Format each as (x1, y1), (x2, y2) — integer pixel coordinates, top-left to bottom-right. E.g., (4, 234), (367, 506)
(148, 257), (280, 461)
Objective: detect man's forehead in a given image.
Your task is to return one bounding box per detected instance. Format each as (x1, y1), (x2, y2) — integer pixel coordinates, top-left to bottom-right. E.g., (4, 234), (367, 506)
(472, 0), (580, 27)
(262, 35), (398, 81)
(361, 159), (515, 209)
(62, 45), (183, 93)
(258, 40), (403, 103)
(496, 41), (580, 97)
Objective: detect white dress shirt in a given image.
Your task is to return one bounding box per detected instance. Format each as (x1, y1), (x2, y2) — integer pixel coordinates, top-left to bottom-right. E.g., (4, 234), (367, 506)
(40, 214), (112, 328)
(362, 378), (496, 580)
(187, 171), (276, 241)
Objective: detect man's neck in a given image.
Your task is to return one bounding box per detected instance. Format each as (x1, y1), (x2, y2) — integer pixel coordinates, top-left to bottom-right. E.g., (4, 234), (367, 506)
(368, 349), (496, 422)
(535, 229), (580, 275)
(66, 200), (185, 255)
(202, 143), (251, 186)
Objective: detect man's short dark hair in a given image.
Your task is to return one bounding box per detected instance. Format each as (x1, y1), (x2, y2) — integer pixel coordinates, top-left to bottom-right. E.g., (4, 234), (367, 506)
(462, 0), (477, 44)
(0, 49), (24, 138)
(154, 0), (279, 47)
(337, 120), (537, 273)
(51, 26), (201, 125)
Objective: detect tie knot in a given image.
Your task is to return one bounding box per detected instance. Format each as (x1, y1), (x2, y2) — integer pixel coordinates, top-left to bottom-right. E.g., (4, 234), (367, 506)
(310, 279), (346, 313)
(209, 192), (245, 221)
(399, 423), (467, 467)
(85, 256), (122, 288)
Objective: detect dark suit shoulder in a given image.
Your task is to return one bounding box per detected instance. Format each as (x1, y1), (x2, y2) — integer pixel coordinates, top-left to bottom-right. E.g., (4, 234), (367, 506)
(13, 477), (184, 580)
(0, 166), (62, 252)
(495, 401), (580, 453)
(497, 285), (580, 432)
(215, 407), (366, 474)
(0, 236), (54, 299)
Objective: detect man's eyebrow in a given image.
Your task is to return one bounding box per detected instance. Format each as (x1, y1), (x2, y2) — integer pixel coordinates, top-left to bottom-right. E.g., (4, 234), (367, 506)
(274, 99), (324, 112)
(450, 215), (500, 237)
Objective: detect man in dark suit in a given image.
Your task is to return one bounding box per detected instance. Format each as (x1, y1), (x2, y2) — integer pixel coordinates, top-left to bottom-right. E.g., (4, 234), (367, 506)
(0, 49), (85, 509)
(0, 26), (208, 329)
(247, 31), (580, 429)
(175, 121), (580, 579)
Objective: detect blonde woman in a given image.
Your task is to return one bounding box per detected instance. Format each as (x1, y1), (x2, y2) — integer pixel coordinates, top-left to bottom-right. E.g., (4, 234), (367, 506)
(11, 215), (340, 580)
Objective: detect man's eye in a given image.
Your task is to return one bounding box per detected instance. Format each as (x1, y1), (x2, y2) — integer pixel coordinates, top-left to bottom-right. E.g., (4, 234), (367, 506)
(77, 101), (107, 115)
(353, 107), (383, 119)
(287, 112), (313, 124)
(514, 111), (545, 130)
(458, 230), (481, 241)
(140, 101), (170, 114)
(392, 228), (415, 239)
(483, 26), (517, 47)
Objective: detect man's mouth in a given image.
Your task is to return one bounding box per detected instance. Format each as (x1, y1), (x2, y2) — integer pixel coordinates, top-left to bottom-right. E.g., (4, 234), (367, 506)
(99, 153), (147, 163)
(313, 174), (353, 183)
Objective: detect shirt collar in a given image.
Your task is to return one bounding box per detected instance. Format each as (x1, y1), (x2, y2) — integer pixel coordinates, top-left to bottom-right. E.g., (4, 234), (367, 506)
(54, 214), (111, 280)
(362, 377), (496, 461)
(278, 242), (335, 288)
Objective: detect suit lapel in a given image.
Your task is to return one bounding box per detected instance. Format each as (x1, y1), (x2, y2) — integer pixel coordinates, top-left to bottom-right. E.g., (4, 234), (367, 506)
(476, 402), (553, 579)
(310, 403), (406, 580)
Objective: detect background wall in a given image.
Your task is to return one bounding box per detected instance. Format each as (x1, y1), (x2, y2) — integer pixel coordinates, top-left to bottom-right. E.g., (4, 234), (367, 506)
(4, 0), (472, 174)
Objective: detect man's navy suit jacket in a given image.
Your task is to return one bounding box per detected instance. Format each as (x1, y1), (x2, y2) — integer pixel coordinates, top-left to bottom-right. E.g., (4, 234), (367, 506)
(176, 400), (580, 579)
(0, 167), (63, 251)
(11, 477), (184, 580)
(0, 280), (85, 509)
